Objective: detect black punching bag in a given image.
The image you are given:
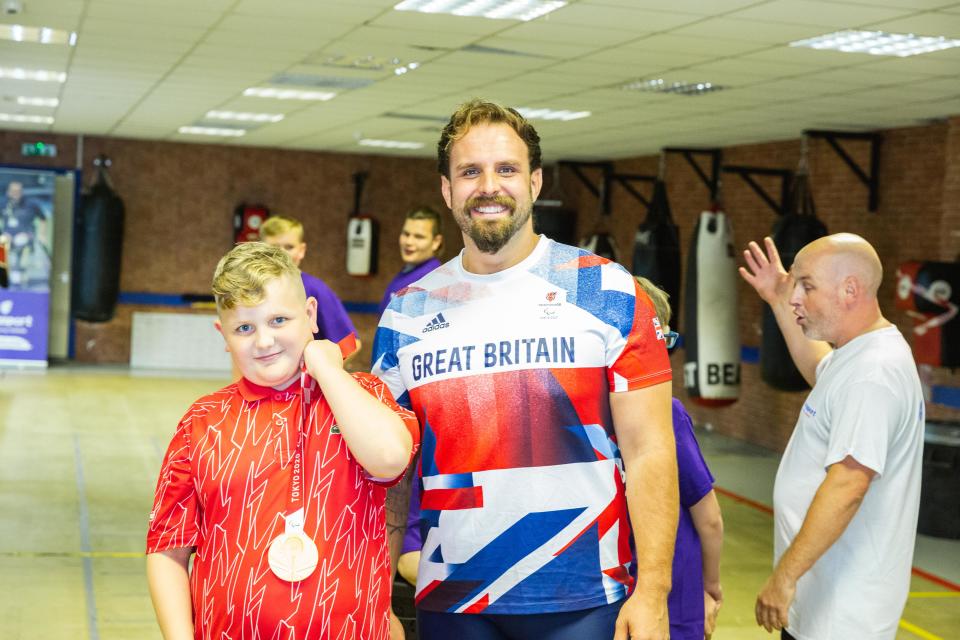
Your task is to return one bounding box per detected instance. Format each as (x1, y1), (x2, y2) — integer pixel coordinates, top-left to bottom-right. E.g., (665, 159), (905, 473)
(760, 170), (827, 391)
(632, 179), (681, 320)
(580, 178), (619, 262)
(72, 155), (125, 322)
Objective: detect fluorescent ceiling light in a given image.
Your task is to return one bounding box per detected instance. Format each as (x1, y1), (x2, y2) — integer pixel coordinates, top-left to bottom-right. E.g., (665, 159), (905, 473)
(0, 24), (77, 46)
(790, 30), (960, 57)
(206, 110), (284, 123)
(621, 78), (724, 96)
(243, 87), (337, 101)
(0, 67), (67, 82)
(316, 53), (420, 74)
(394, 0), (566, 22)
(516, 107), (590, 121)
(178, 126), (246, 137)
(0, 113), (54, 124)
(394, 61), (421, 76)
(358, 138), (425, 150)
(17, 97), (59, 107)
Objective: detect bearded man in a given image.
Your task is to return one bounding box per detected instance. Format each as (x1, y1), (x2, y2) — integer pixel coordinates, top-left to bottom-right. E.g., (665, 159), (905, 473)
(373, 99), (678, 640)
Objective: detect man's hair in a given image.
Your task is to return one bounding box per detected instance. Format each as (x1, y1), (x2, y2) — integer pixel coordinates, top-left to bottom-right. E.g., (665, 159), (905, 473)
(634, 276), (672, 327)
(259, 215), (304, 242)
(437, 99), (542, 178)
(212, 242), (302, 311)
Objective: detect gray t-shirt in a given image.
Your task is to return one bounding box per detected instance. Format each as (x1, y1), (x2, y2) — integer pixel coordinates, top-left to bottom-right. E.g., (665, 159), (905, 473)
(773, 326), (924, 640)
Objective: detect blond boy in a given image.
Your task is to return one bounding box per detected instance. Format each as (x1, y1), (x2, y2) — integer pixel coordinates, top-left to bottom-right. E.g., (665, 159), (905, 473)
(146, 242), (418, 639)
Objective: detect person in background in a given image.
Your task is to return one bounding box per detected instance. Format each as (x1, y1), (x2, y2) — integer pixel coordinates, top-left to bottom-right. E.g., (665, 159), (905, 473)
(259, 215), (360, 358)
(740, 234), (924, 640)
(634, 276), (724, 640)
(377, 206), (444, 317)
(379, 207), (443, 639)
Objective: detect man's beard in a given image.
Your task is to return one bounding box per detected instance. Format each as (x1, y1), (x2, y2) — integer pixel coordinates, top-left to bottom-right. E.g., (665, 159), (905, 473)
(455, 194), (531, 254)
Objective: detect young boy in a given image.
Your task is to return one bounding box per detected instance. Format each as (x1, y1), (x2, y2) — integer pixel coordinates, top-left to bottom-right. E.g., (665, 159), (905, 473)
(146, 242), (419, 640)
(635, 276), (725, 640)
(260, 215), (360, 357)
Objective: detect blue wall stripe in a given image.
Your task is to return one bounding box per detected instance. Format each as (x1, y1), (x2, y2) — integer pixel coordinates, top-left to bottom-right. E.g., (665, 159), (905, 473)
(111, 294), (960, 409)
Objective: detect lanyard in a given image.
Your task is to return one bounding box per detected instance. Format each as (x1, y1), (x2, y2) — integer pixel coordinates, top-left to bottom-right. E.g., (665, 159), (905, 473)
(283, 369), (314, 533)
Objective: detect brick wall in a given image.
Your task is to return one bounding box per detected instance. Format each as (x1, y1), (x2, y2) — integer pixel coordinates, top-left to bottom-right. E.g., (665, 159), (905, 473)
(0, 129), (460, 366)
(562, 119), (960, 449)
(3, 118), (959, 450)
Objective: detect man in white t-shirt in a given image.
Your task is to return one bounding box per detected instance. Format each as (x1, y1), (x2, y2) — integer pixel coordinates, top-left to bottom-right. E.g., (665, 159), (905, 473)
(739, 233), (924, 640)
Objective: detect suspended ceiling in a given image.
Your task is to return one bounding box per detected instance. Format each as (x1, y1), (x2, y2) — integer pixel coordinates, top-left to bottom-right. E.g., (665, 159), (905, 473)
(1, 0), (959, 160)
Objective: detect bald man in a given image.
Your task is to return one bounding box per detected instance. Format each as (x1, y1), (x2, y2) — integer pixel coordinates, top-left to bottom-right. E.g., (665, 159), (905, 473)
(740, 234), (924, 640)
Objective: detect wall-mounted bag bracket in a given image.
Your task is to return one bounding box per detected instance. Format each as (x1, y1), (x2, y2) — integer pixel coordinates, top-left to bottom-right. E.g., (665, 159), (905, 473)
(803, 129), (882, 212)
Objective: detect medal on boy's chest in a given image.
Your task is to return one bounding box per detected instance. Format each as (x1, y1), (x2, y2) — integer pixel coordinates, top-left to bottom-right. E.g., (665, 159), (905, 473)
(268, 508), (319, 582)
(268, 371), (319, 582)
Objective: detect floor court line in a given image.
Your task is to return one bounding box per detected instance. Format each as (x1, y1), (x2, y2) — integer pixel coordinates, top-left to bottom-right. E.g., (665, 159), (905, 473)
(899, 619), (944, 640)
(73, 434), (101, 640)
(0, 550), (144, 559)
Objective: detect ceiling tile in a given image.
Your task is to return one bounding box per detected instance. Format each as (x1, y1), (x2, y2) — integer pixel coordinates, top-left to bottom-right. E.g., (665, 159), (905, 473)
(727, 0), (915, 28)
(864, 11), (960, 38)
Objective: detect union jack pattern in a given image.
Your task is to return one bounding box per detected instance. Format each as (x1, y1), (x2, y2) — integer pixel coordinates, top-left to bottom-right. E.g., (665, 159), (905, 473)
(372, 237), (672, 615)
(147, 372), (420, 639)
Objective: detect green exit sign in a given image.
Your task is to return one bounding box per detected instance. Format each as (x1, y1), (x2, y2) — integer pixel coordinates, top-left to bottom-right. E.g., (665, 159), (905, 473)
(21, 142), (58, 157)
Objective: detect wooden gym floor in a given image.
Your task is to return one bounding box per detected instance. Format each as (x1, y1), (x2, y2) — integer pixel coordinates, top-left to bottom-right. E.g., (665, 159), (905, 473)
(0, 366), (957, 639)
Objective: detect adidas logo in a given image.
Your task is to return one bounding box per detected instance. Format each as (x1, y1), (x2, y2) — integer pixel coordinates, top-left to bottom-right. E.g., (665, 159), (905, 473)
(422, 312), (450, 333)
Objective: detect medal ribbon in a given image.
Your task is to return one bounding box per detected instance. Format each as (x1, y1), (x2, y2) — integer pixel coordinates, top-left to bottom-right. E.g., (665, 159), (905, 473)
(283, 368), (314, 534)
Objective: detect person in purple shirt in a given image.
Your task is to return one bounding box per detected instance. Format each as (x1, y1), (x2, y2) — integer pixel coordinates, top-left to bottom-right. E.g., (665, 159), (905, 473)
(635, 276), (725, 640)
(377, 206), (444, 317)
(260, 215), (360, 358)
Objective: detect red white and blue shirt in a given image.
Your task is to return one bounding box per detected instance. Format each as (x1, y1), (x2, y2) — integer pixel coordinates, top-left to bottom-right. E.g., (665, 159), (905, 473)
(372, 236), (672, 614)
(146, 373), (420, 639)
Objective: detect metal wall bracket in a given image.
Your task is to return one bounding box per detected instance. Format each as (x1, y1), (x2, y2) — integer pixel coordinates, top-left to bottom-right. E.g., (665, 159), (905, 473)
(611, 173), (656, 208)
(803, 129), (882, 211)
(559, 161), (655, 212)
(662, 147), (722, 200)
(722, 165), (792, 215)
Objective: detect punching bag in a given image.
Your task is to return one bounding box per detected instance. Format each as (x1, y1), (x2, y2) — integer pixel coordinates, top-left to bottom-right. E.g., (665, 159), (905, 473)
(72, 155), (125, 322)
(580, 232), (618, 262)
(580, 179), (618, 262)
(896, 261), (960, 367)
(346, 171), (378, 276)
(760, 171), (827, 390)
(632, 179), (681, 320)
(534, 165), (577, 246)
(684, 207), (740, 406)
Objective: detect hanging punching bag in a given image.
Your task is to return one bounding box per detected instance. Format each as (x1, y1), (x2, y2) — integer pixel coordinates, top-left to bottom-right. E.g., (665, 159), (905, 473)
(632, 179), (681, 320)
(346, 171), (379, 276)
(760, 170), (827, 390)
(72, 155), (125, 322)
(684, 206), (740, 406)
(534, 165), (577, 245)
(580, 178), (618, 262)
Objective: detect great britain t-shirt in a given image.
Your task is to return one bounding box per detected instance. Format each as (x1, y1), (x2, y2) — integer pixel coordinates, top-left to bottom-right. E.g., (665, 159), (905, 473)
(372, 235), (672, 614)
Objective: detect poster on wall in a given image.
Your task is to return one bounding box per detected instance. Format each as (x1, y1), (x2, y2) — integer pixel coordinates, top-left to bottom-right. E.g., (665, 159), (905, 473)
(0, 167), (57, 367)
